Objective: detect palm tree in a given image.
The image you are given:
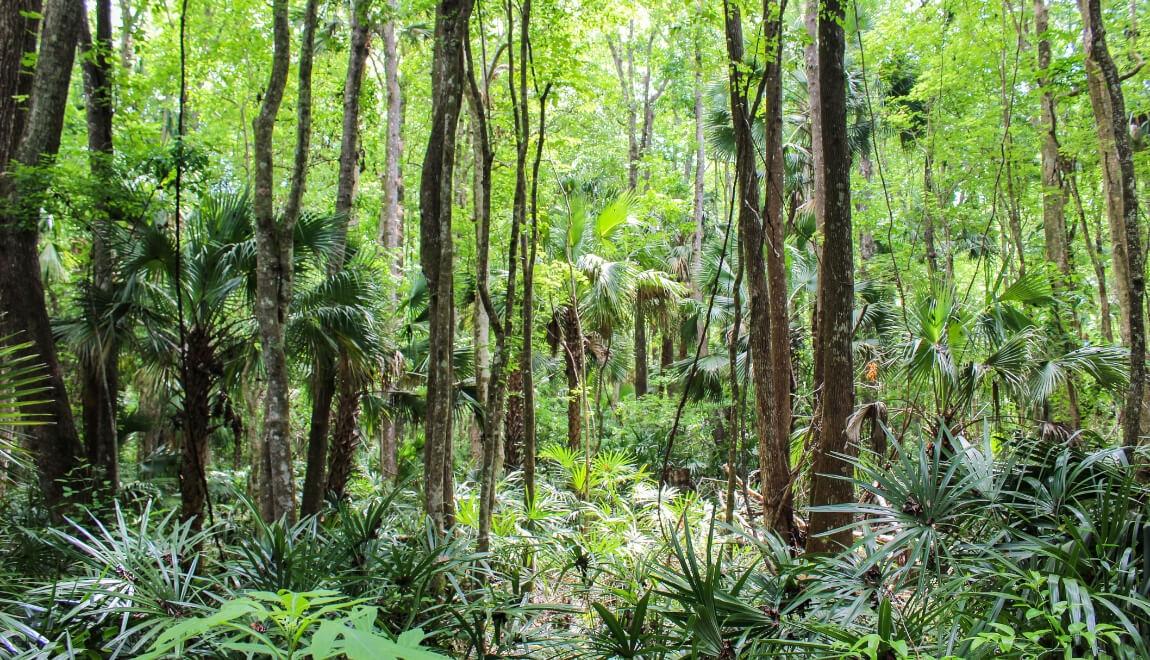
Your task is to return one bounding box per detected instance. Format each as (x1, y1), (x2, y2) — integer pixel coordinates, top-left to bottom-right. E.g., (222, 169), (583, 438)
(86, 192), (339, 527)
(548, 187), (685, 451)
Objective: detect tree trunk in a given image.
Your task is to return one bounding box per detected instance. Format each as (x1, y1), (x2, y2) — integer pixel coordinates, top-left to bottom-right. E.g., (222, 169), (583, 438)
(722, 0), (791, 538)
(1078, 0), (1144, 450)
(326, 356), (363, 500)
(692, 0), (706, 354)
(634, 304), (648, 396)
(420, 0), (474, 533)
(379, 0), (404, 481)
(179, 332), (212, 527)
(253, 0), (307, 524)
(807, 0), (856, 553)
(300, 364), (336, 516)
(1068, 169), (1113, 342)
(521, 85), (549, 509)
(0, 0), (84, 514)
(923, 153), (939, 273)
(561, 306), (585, 451)
(1034, 0), (1081, 426)
(78, 0), (120, 495)
(300, 0), (371, 518)
(762, 0), (794, 539)
(1036, 0), (1071, 282)
(805, 0), (826, 406)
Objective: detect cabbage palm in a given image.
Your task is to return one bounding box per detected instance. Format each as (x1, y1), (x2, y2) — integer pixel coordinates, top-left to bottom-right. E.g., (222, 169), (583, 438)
(895, 277), (1127, 433)
(548, 188), (685, 449)
(102, 191), (339, 527)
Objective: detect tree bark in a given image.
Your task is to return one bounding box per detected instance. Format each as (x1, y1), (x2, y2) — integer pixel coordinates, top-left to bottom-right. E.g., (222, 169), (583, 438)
(521, 84), (548, 509)
(762, 0), (794, 539)
(420, 0), (474, 533)
(807, 0), (857, 553)
(1068, 168), (1113, 343)
(691, 0), (706, 354)
(0, 0), (84, 514)
(179, 331), (212, 525)
(722, 0), (791, 538)
(253, 0), (307, 524)
(79, 0), (120, 494)
(325, 356), (363, 500)
(378, 0), (404, 481)
(1078, 0), (1144, 449)
(300, 0), (372, 518)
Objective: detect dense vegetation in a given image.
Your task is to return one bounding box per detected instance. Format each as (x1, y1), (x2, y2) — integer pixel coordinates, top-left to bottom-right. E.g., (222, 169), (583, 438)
(0, 0), (1148, 657)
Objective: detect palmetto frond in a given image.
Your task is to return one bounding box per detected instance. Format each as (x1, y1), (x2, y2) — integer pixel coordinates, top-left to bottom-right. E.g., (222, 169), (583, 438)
(577, 253), (637, 337)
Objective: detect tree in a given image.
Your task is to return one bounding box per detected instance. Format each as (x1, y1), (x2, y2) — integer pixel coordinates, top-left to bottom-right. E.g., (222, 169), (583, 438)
(378, 0), (405, 482)
(807, 0), (856, 553)
(252, 0), (319, 524)
(420, 0), (475, 533)
(721, 0), (792, 538)
(78, 0), (120, 494)
(0, 0), (85, 513)
(1077, 0), (1144, 450)
(302, 0), (374, 517)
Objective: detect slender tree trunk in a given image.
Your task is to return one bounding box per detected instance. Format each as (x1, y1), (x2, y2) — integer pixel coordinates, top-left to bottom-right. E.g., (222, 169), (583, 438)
(634, 304), (648, 396)
(723, 0), (791, 538)
(521, 85), (549, 508)
(762, 0), (794, 538)
(465, 20), (499, 554)
(420, 0), (474, 533)
(807, 0), (856, 553)
(923, 153), (939, 273)
(561, 306), (585, 451)
(1068, 169), (1113, 342)
(300, 0), (372, 518)
(79, 0), (120, 495)
(692, 0), (706, 354)
(1036, 0), (1070, 282)
(805, 0), (826, 403)
(1078, 0), (1144, 449)
(379, 1), (404, 481)
(0, 0), (85, 514)
(253, 0), (310, 524)
(1034, 0), (1081, 426)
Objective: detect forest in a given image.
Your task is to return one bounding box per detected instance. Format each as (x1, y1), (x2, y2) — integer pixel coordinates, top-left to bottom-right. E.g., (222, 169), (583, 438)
(0, 0), (1149, 656)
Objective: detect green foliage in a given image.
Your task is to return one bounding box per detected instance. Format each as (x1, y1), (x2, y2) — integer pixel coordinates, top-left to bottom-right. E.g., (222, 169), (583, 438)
(139, 590), (446, 659)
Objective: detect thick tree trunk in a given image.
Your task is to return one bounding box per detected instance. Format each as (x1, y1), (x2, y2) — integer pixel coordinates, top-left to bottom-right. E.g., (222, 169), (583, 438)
(300, 365), (336, 516)
(301, 0), (371, 518)
(179, 333), (213, 526)
(326, 356), (363, 500)
(79, 0), (120, 495)
(1078, 0), (1144, 449)
(807, 0), (856, 553)
(0, 0), (84, 514)
(420, 0), (474, 533)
